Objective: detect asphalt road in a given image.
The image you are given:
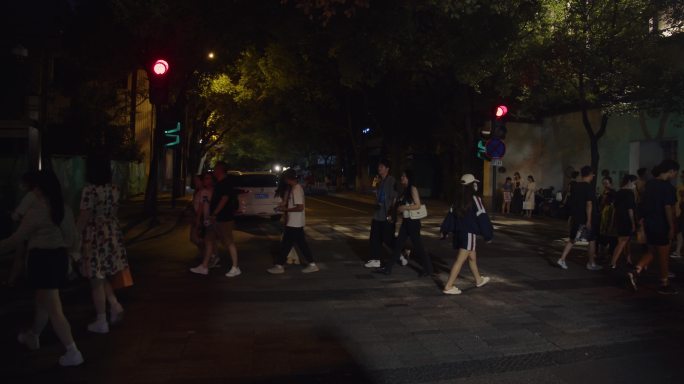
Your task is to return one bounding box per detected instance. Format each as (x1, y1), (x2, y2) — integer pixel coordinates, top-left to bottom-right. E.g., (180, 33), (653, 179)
(2, 194), (684, 384)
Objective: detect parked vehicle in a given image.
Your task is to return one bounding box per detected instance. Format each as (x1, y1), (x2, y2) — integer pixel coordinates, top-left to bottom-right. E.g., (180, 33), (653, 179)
(226, 172), (282, 220)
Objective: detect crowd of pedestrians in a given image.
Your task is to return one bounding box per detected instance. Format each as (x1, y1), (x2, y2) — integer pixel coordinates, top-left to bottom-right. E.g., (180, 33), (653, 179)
(5, 153), (681, 368)
(554, 160), (682, 295)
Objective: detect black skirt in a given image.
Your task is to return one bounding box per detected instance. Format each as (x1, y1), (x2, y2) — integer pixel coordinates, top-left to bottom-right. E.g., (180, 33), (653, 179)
(27, 248), (68, 289)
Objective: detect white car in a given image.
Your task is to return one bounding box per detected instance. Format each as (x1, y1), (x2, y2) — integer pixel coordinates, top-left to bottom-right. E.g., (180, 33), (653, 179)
(226, 172), (282, 220)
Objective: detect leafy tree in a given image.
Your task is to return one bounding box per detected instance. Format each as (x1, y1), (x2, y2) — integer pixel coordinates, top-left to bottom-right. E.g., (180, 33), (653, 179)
(519, 0), (684, 178)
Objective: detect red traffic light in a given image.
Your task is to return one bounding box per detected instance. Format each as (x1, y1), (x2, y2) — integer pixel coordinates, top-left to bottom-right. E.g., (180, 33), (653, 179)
(495, 105), (508, 118)
(152, 59), (169, 75)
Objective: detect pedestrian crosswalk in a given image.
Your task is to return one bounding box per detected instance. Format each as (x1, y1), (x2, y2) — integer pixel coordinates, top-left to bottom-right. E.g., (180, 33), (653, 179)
(247, 219), (445, 242)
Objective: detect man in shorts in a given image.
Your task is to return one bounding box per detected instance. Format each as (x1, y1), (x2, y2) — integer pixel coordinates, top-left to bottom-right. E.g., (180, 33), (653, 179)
(210, 161), (241, 278)
(557, 165), (602, 271)
(628, 160), (680, 294)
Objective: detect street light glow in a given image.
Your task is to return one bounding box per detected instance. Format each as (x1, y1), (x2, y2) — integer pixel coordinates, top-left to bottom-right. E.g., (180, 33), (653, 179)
(208, 52), (215, 59)
(274, 164), (282, 172)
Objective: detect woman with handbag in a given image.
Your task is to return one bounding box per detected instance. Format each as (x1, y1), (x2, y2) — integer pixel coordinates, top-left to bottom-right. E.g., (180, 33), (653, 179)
(374, 170), (432, 276)
(77, 154), (129, 334)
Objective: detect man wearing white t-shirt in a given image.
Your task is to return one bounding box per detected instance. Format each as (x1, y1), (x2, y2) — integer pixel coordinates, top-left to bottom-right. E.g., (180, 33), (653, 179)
(267, 169), (319, 274)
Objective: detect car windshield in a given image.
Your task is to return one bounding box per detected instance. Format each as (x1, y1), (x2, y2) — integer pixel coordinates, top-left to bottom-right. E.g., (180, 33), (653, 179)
(233, 174), (278, 188)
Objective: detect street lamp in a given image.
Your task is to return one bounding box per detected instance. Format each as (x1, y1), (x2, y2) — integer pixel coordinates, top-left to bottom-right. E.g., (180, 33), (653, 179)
(207, 52), (215, 60)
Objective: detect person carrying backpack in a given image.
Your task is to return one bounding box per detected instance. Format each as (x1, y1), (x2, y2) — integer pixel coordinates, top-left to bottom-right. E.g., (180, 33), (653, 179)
(442, 174), (493, 295)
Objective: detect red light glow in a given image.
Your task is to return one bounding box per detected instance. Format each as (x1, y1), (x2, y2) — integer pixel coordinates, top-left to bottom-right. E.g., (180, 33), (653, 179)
(495, 105), (508, 118)
(153, 59), (169, 75)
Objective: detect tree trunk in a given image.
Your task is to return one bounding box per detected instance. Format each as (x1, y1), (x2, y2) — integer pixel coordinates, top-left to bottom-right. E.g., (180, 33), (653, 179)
(143, 104), (161, 220)
(129, 69), (138, 140)
(580, 107), (608, 190)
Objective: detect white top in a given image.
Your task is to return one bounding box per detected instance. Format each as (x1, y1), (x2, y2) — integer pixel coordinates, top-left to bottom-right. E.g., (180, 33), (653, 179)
(285, 184), (305, 228)
(12, 190), (38, 221)
(0, 197), (77, 253)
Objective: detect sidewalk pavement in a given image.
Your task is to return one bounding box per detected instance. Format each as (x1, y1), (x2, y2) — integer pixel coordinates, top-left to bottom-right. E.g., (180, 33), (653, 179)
(118, 193), (192, 247)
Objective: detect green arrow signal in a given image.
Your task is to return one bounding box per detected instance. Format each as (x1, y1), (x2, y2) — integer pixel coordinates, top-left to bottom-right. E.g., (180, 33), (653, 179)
(164, 122), (180, 147)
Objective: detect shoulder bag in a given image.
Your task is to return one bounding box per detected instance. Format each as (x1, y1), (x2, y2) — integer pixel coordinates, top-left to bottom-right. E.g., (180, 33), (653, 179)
(409, 204), (428, 220)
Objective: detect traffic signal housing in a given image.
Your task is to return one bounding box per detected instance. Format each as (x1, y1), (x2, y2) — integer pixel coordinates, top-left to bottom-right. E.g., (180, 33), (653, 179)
(491, 104), (508, 140)
(149, 59), (170, 105)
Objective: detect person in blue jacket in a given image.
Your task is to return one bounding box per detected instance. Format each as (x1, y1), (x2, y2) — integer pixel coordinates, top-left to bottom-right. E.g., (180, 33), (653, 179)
(443, 174), (493, 295)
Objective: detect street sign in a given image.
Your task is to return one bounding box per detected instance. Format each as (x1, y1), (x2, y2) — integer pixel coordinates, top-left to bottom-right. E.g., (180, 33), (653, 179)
(485, 138), (506, 158)
(491, 158), (503, 167)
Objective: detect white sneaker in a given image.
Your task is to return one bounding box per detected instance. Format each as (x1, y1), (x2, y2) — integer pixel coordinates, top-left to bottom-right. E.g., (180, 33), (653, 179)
(17, 331), (40, 350)
(476, 276), (491, 288)
(399, 249), (410, 266)
(225, 267), (242, 277)
(364, 259), (381, 268)
(671, 253), (682, 259)
(302, 263), (319, 273)
(267, 265), (285, 274)
(87, 320), (109, 334)
(59, 349), (84, 367)
(586, 262), (603, 271)
(190, 265), (209, 275)
(443, 286), (462, 295)
(557, 259), (568, 270)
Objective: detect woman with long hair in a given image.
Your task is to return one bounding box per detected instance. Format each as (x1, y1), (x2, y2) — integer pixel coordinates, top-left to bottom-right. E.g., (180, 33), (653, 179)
(77, 154), (129, 333)
(443, 174), (492, 295)
(0, 170), (83, 366)
(4, 171), (40, 287)
(374, 170), (432, 276)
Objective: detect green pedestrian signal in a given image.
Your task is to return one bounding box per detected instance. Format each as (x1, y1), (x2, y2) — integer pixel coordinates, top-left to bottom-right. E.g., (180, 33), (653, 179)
(164, 122), (180, 147)
(476, 138), (489, 160)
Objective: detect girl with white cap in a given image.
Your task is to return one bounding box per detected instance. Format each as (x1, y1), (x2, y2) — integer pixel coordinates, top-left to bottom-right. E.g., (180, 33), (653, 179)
(443, 174), (493, 295)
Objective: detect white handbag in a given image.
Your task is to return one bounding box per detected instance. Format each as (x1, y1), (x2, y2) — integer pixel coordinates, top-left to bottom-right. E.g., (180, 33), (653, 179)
(408, 204), (428, 220)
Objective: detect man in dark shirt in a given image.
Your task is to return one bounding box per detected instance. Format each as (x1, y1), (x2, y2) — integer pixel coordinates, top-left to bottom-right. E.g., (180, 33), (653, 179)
(627, 159), (680, 294)
(557, 165), (602, 271)
(364, 159), (397, 268)
(191, 161), (241, 277)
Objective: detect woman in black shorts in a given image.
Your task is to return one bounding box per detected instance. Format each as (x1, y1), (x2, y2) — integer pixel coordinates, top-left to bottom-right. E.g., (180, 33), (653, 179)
(0, 170), (84, 366)
(609, 175), (637, 269)
(443, 174), (493, 295)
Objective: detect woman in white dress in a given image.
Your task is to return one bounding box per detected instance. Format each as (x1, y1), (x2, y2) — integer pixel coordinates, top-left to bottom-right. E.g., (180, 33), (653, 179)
(523, 175), (537, 218)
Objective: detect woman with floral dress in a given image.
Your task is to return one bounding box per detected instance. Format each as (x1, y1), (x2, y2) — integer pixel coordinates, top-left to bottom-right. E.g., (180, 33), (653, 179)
(78, 154), (128, 334)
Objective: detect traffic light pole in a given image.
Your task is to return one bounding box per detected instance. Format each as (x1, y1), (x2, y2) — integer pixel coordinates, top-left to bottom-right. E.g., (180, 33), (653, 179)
(143, 103), (162, 224)
(490, 162), (497, 219)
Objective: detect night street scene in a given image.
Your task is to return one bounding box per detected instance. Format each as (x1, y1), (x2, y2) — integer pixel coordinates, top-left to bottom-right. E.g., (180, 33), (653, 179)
(3, 1), (684, 383)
